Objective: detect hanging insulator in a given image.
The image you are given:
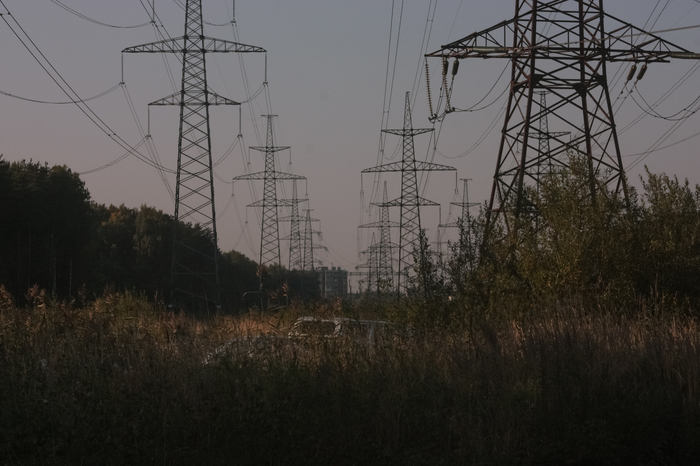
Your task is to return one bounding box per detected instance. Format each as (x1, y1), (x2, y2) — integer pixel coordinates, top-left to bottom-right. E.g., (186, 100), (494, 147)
(442, 58), (449, 76)
(626, 63), (637, 82)
(637, 63), (648, 81)
(425, 61), (435, 118)
(452, 59), (460, 76)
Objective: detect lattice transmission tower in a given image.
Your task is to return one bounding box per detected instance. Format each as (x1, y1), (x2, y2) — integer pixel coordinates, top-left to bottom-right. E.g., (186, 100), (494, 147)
(279, 179), (307, 270)
(439, 178), (480, 275)
(363, 92), (456, 296)
(302, 209), (325, 271)
(233, 115), (304, 266)
(355, 233), (379, 296)
(123, 0), (265, 309)
(426, 0), (699, 244)
(358, 182), (398, 295)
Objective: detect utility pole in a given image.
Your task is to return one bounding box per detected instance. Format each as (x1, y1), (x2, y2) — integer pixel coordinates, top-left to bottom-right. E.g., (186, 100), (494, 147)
(426, 0), (700, 246)
(363, 92), (456, 296)
(233, 115), (304, 266)
(123, 0), (265, 311)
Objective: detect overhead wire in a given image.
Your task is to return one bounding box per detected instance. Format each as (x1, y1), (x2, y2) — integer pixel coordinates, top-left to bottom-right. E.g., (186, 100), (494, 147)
(0, 83), (121, 105)
(0, 1), (174, 175)
(50, 0), (151, 29)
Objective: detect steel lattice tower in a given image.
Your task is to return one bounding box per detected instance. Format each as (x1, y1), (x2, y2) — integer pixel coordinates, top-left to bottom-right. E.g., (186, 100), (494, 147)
(363, 92), (456, 295)
(439, 178), (479, 252)
(123, 0), (265, 309)
(233, 115), (304, 266)
(426, 0), (699, 243)
(279, 180), (307, 270)
(358, 182), (398, 294)
(356, 233), (379, 296)
(302, 209), (318, 271)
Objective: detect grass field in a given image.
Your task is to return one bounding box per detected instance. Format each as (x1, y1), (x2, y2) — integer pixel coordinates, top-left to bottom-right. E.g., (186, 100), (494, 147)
(2, 287), (700, 465)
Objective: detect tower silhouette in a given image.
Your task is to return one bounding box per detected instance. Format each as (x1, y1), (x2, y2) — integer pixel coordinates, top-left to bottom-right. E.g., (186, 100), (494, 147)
(439, 178), (479, 272)
(363, 92), (456, 295)
(358, 182), (398, 294)
(123, 0), (265, 309)
(279, 180), (307, 270)
(233, 115), (304, 266)
(302, 209), (325, 271)
(426, 0), (699, 244)
(355, 233), (380, 296)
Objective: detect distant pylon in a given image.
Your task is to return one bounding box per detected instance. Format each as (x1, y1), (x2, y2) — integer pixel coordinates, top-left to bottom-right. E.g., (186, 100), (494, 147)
(123, 0), (265, 309)
(355, 233), (379, 296)
(279, 180), (307, 270)
(302, 209), (326, 271)
(439, 178), (479, 253)
(233, 115), (304, 266)
(358, 182), (398, 294)
(362, 92), (456, 296)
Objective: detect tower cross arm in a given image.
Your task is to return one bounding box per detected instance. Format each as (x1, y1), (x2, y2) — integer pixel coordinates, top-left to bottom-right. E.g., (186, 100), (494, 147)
(363, 161), (456, 173)
(358, 220), (400, 229)
(249, 146), (290, 153)
(383, 128), (433, 137)
(247, 199), (299, 208)
(425, 8), (698, 63)
(149, 90), (239, 106)
(123, 37), (266, 54)
(379, 197), (441, 208)
(234, 171), (304, 182)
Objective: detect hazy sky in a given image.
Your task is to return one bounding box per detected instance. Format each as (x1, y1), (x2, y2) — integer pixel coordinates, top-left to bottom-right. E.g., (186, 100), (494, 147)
(2, 0), (700, 276)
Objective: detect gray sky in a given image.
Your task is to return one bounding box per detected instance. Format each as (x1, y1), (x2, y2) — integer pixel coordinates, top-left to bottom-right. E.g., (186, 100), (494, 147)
(2, 0), (700, 275)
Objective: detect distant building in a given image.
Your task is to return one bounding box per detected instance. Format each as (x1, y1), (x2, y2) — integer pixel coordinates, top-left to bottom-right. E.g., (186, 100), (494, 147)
(319, 266), (348, 299)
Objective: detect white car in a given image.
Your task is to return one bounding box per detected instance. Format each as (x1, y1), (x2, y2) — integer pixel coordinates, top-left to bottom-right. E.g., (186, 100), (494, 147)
(205, 316), (398, 363)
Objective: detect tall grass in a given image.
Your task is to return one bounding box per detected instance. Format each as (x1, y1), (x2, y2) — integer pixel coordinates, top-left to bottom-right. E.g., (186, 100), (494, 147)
(1, 288), (700, 465)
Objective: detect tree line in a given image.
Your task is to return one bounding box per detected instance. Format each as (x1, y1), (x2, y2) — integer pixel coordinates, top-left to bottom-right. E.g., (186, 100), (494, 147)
(0, 157), (319, 311)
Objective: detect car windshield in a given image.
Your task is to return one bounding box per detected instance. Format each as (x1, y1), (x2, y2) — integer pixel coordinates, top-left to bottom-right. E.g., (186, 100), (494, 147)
(290, 321), (337, 336)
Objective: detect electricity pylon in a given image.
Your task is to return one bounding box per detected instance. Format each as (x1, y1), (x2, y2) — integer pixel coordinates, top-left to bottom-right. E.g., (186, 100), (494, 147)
(363, 92), (456, 296)
(439, 178), (480, 276)
(279, 180), (307, 270)
(233, 115), (304, 266)
(439, 178), (479, 251)
(426, 0), (700, 244)
(302, 209), (325, 271)
(355, 233), (379, 296)
(358, 182), (398, 294)
(123, 0), (265, 310)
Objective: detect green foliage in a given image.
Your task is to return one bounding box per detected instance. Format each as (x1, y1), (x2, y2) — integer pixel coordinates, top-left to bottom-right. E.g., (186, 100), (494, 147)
(0, 159), (264, 312)
(0, 159), (92, 298)
(413, 155), (700, 322)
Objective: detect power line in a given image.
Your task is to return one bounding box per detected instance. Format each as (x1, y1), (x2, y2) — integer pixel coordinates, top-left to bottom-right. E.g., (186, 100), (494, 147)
(0, 2), (174, 175)
(0, 83), (121, 105)
(50, 0), (151, 29)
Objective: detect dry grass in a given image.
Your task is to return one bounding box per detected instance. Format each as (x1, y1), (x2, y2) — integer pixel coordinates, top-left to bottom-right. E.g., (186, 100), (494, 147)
(1, 288), (700, 465)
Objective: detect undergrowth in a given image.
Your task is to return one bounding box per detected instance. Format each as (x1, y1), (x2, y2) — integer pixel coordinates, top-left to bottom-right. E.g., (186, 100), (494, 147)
(2, 287), (700, 465)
